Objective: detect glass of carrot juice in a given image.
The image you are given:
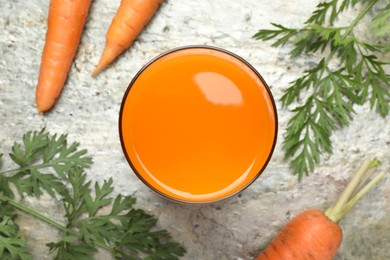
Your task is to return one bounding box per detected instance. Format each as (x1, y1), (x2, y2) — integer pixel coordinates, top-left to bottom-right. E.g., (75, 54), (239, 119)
(119, 46), (277, 204)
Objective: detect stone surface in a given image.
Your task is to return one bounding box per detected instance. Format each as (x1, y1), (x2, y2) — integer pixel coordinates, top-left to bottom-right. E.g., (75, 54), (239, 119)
(1, 0), (389, 259)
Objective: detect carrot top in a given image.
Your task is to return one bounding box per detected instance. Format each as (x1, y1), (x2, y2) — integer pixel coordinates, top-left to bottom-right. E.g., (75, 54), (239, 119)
(325, 158), (385, 223)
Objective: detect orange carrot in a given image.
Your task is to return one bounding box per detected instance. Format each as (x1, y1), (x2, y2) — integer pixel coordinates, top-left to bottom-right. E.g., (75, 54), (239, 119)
(257, 209), (342, 259)
(257, 159), (386, 260)
(36, 0), (92, 113)
(92, 0), (164, 77)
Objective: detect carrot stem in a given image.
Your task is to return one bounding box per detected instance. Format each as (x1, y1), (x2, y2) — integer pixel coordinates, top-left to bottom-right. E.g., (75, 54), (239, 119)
(337, 171), (386, 221)
(325, 158), (384, 223)
(0, 193), (114, 252)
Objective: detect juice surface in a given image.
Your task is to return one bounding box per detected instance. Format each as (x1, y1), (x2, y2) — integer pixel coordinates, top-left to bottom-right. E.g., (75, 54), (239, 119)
(120, 47), (277, 203)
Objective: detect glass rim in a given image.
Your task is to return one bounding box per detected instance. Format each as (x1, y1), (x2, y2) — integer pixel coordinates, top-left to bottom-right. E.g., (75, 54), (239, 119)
(118, 45), (278, 204)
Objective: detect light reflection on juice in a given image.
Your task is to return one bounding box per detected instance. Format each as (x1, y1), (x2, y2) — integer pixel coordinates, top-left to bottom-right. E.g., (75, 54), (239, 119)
(119, 46), (277, 203)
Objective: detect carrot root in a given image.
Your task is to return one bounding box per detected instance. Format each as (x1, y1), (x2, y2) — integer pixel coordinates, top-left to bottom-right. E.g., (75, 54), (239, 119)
(92, 0), (164, 77)
(36, 0), (92, 113)
(257, 209), (342, 260)
(256, 158), (386, 259)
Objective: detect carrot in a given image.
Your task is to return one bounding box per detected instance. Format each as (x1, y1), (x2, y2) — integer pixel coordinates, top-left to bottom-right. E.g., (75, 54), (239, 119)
(257, 159), (386, 260)
(92, 0), (164, 77)
(257, 209), (342, 259)
(36, 0), (92, 113)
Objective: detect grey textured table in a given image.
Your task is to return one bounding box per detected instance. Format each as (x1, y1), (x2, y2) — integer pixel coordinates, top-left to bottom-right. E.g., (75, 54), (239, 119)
(1, 0), (389, 259)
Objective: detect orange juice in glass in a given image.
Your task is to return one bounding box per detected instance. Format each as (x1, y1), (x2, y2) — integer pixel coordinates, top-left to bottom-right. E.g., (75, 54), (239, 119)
(119, 46), (277, 203)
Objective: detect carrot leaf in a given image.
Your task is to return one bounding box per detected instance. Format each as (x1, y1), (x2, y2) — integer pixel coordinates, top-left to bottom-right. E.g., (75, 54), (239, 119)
(253, 0), (390, 179)
(370, 3), (390, 38)
(0, 216), (31, 260)
(0, 129), (186, 259)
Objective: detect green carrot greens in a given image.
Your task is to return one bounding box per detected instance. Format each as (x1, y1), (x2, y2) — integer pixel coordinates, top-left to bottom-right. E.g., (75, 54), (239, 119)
(0, 129), (186, 259)
(253, 0), (390, 179)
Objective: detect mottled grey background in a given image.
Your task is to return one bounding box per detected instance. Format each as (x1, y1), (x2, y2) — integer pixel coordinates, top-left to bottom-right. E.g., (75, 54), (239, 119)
(0, 0), (389, 259)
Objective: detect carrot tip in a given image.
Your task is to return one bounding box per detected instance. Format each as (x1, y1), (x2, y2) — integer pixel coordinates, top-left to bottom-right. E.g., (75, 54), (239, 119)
(37, 109), (45, 114)
(92, 40), (128, 78)
(91, 66), (103, 77)
(92, 55), (111, 77)
(36, 104), (43, 114)
(37, 107), (45, 114)
(36, 100), (53, 113)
